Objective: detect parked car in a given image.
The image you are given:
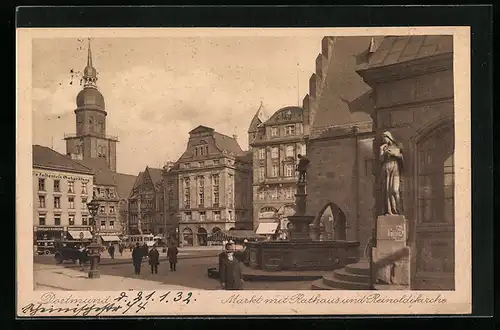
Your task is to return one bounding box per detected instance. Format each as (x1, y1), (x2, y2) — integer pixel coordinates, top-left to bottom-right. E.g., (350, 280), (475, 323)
(53, 240), (99, 264)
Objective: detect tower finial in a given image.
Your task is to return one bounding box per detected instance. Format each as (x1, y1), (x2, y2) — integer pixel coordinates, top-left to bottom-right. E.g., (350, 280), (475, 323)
(87, 38), (93, 68)
(83, 38), (97, 88)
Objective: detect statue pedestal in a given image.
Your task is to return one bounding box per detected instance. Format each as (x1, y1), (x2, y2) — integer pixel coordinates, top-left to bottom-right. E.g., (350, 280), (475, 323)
(287, 215), (314, 241)
(373, 215), (410, 287)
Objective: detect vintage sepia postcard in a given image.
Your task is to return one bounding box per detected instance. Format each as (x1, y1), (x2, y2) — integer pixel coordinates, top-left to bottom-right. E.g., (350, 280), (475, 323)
(17, 26), (471, 317)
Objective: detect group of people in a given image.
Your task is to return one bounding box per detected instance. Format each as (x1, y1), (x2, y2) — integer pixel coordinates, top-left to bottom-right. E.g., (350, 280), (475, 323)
(106, 243), (125, 259)
(131, 242), (179, 275)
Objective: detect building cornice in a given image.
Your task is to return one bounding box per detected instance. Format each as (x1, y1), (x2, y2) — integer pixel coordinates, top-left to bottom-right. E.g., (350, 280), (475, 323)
(356, 53), (453, 86)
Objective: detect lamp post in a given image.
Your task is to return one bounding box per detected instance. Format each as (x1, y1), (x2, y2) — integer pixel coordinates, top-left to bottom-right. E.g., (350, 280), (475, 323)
(86, 199), (101, 279)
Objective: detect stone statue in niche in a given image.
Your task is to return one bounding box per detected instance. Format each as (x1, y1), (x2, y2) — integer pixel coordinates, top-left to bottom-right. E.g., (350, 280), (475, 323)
(379, 131), (404, 215)
(296, 154), (310, 183)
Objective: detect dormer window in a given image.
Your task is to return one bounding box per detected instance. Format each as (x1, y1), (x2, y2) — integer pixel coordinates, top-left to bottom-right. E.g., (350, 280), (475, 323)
(194, 140), (209, 157)
(284, 110), (292, 120)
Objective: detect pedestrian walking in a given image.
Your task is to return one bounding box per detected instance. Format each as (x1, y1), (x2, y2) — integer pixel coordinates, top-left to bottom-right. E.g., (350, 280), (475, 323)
(118, 243), (124, 256)
(108, 244), (115, 259)
(148, 245), (160, 274)
(219, 241), (244, 290)
(78, 244), (86, 271)
(132, 243), (143, 275)
(167, 243), (179, 271)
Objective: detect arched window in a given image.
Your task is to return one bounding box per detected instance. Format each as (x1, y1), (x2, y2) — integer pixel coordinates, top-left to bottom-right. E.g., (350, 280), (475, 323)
(415, 122), (455, 278)
(197, 227), (208, 246)
(212, 227), (221, 233)
(182, 228), (193, 247)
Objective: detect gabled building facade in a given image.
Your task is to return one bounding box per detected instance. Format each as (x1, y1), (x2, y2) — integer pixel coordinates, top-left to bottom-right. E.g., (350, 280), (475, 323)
(248, 105), (308, 236)
(163, 125), (253, 247)
(128, 167), (164, 235)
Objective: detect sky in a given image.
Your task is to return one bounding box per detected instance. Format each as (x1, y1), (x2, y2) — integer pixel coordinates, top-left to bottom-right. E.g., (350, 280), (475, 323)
(32, 35), (325, 175)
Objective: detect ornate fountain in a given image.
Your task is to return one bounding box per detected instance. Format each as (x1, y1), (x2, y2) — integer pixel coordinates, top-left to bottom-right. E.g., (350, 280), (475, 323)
(245, 156), (360, 272)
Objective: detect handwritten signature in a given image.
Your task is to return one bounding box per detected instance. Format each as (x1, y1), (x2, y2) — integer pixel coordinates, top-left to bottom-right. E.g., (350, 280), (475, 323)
(21, 290), (194, 316)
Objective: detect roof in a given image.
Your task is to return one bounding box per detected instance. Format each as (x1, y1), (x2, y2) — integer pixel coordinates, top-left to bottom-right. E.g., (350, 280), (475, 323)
(265, 106), (304, 126)
(32, 145), (93, 175)
(74, 158), (137, 197)
(248, 102), (268, 133)
(213, 132), (243, 156)
(310, 36), (374, 137)
(146, 167), (163, 185)
(132, 171), (145, 190)
(359, 35), (453, 70)
(114, 172), (137, 200)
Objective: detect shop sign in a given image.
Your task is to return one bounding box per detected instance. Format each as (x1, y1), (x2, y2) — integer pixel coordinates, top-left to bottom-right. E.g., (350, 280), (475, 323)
(36, 226), (64, 232)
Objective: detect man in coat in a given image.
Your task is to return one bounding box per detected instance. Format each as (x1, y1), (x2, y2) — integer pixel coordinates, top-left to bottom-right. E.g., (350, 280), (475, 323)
(148, 245), (160, 274)
(131, 243), (143, 275)
(167, 243), (179, 271)
(219, 241), (244, 290)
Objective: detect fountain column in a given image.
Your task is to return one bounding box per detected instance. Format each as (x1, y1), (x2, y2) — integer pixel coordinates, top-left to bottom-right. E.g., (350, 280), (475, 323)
(287, 181), (315, 241)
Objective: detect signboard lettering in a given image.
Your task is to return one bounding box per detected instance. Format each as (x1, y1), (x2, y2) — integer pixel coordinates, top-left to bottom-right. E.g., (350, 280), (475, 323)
(33, 171), (91, 183)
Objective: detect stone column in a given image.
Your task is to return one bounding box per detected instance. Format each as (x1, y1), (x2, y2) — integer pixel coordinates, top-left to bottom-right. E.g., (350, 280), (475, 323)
(287, 182), (314, 241)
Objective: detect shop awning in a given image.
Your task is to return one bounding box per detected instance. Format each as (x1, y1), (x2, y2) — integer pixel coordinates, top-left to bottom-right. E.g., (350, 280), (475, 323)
(256, 223), (279, 235)
(207, 230), (264, 242)
(101, 235), (121, 242)
(67, 230), (93, 240)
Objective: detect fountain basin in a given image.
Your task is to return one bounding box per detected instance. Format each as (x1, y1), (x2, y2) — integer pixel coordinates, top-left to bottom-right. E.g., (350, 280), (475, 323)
(245, 240), (360, 272)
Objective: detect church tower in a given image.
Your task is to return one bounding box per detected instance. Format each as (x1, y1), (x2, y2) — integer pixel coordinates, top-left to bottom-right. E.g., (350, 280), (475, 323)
(65, 39), (118, 172)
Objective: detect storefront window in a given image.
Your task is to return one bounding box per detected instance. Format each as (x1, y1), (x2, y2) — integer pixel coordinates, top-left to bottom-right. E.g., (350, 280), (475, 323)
(183, 228), (193, 246)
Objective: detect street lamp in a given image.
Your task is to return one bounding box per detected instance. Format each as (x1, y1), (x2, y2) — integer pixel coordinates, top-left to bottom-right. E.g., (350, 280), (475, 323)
(86, 199), (101, 279)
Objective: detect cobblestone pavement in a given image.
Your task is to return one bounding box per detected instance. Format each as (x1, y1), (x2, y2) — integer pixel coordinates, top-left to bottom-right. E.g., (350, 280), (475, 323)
(34, 256), (312, 291)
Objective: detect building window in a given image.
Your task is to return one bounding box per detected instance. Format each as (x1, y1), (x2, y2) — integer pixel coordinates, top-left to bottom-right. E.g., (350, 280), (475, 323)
(284, 163), (294, 177)
(271, 147), (279, 159)
(212, 174), (220, 206)
(258, 167), (265, 181)
(271, 164), (279, 177)
(99, 205), (106, 214)
(214, 211), (221, 221)
(213, 159), (219, 165)
(184, 178), (191, 208)
(38, 178), (45, 191)
(271, 126), (278, 137)
(285, 188), (294, 199)
(258, 148), (265, 160)
(228, 174), (234, 207)
(100, 221), (106, 230)
(286, 145), (295, 157)
(200, 212), (206, 221)
(109, 206), (115, 214)
(68, 215), (75, 226)
(81, 197), (87, 209)
(68, 181), (74, 194)
(185, 212), (192, 222)
(105, 188), (110, 198)
(82, 216), (88, 225)
(54, 197), (61, 209)
(38, 195), (46, 208)
(81, 182), (87, 194)
(284, 125), (295, 136)
(258, 190), (265, 200)
(38, 214), (46, 226)
(68, 197), (75, 209)
(228, 211), (233, 220)
(198, 176), (205, 206)
(417, 124), (455, 225)
(54, 215), (61, 226)
(53, 180), (60, 192)
(109, 221), (114, 229)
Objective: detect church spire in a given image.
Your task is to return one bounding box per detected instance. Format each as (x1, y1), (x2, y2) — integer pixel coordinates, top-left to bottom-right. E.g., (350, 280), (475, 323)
(82, 38), (98, 88)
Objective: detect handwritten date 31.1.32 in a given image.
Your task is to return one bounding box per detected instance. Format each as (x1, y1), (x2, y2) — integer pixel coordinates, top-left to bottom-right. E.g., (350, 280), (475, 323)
(114, 290), (194, 314)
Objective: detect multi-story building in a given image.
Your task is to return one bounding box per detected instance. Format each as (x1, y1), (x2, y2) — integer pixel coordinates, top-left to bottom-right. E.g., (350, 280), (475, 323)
(33, 145), (94, 248)
(163, 125), (253, 247)
(128, 166), (164, 235)
(65, 40), (137, 238)
(248, 105), (308, 237)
